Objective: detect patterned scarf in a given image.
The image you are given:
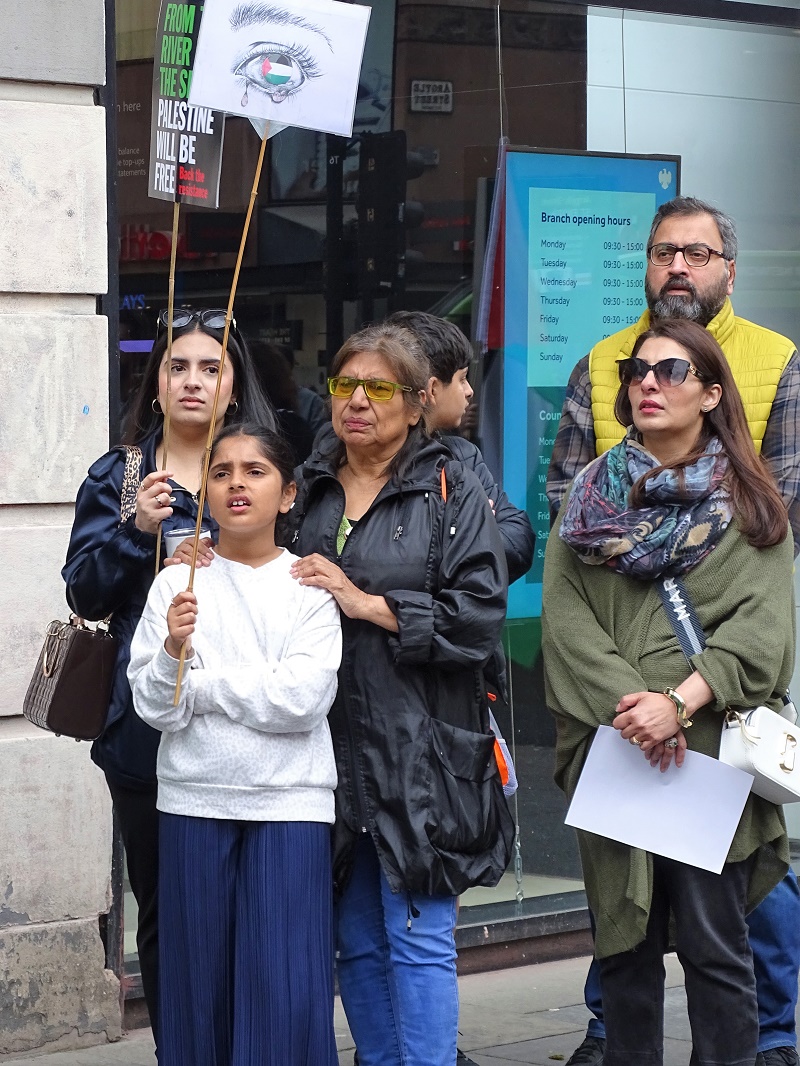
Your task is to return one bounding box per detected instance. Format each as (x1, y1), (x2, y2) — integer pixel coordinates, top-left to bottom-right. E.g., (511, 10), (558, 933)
(559, 431), (733, 579)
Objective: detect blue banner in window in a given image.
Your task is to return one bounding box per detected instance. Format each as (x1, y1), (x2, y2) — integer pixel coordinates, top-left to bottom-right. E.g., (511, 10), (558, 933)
(502, 148), (680, 619)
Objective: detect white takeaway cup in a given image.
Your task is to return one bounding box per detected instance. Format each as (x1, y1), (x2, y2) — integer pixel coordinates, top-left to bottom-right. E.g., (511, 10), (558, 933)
(163, 526), (211, 558)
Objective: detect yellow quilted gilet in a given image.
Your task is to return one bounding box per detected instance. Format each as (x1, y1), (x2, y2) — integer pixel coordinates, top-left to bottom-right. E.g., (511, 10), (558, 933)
(588, 298), (795, 455)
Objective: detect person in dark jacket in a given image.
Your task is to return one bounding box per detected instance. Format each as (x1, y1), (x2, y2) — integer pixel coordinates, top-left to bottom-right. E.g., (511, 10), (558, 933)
(384, 310), (533, 1066)
(285, 322), (513, 1066)
(386, 309), (535, 585)
(62, 309), (275, 1045)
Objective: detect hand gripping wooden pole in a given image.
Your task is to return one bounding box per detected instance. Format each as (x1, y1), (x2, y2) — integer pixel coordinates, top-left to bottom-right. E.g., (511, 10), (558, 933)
(154, 199), (181, 576)
(173, 125), (270, 705)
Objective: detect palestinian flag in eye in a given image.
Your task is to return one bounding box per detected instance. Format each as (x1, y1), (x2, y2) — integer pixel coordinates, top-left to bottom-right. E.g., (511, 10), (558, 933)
(261, 53), (293, 86)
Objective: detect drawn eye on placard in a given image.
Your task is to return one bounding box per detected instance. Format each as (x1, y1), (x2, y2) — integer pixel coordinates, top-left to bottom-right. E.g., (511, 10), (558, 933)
(229, 4), (334, 109)
(190, 0), (369, 137)
(233, 42), (322, 106)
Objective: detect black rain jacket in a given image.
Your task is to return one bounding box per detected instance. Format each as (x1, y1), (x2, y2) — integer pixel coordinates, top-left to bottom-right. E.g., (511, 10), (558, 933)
(281, 435), (514, 897)
(62, 432), (216, 789)
(440, 435), (535, 585)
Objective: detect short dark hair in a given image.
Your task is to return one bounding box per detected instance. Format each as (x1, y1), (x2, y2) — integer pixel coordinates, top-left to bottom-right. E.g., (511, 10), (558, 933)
(384, 311), (471, 383)
(209, 422), (296, 487)
(648, 196), (738, 261)
(122, 319), (276, 444)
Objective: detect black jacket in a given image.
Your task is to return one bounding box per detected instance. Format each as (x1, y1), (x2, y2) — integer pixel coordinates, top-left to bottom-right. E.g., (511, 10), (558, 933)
(62, 432), (215, 789)
(282, 436), (514, 897)
(314, 424), (535, 585)
(440, 435), (535, 584)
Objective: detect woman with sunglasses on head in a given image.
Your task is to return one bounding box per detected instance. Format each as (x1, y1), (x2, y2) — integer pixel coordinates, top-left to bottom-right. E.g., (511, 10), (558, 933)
(542, 317), (794, 1066)
(283, 322), (513, 1066)
(62, 309), (275, 1048)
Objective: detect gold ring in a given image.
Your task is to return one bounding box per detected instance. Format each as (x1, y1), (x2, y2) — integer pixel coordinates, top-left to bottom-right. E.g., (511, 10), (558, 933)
(631, 735), (641, 746)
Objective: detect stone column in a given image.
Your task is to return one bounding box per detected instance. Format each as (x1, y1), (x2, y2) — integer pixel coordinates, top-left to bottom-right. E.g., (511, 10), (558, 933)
(0, 0), (122, 1054)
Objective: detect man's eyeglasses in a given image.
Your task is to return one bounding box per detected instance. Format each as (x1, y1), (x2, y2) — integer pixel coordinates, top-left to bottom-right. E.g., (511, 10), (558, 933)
(647, 243), (728, 268)
(617, 356), (705, 388)
(157, 308), (238, 336)
(328, 377), (412, 402)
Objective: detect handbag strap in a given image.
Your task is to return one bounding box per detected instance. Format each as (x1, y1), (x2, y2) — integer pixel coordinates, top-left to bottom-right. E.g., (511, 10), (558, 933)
(95, 446), (143, 627)
(658, 574), (796, 721)
(657, 575), (707, 662)
(120, 446), (143, 524)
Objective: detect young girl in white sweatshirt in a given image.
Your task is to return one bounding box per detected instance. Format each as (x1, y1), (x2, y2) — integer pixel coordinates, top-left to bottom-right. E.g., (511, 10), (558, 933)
(128, 423), (341, 1066)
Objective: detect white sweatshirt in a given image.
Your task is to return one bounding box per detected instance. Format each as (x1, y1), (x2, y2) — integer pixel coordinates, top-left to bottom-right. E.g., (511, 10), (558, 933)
(128, 549), (341, 823)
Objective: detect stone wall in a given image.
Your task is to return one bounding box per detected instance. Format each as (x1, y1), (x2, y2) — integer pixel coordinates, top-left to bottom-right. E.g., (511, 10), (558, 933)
(0, 0), (120, 1054)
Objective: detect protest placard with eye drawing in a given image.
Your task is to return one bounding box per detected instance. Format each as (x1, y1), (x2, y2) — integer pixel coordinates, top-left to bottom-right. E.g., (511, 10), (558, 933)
(188, 0), (371, 137)
(164, 0), (371, 699)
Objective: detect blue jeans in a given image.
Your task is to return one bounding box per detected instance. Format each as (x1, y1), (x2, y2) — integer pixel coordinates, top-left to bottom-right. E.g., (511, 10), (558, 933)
(336, 835), (459, 1066)
(585, 869), (800, 1053)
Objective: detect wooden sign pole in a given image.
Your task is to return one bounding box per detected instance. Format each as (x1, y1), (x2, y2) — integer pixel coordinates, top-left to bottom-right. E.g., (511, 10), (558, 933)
(154, 199), (181, 575)
(173, 125), (270, 704)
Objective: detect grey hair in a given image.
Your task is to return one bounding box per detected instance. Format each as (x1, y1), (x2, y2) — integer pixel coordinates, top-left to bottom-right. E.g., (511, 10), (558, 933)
(648, 196), (738, 261)
(330, 322), (430, 412)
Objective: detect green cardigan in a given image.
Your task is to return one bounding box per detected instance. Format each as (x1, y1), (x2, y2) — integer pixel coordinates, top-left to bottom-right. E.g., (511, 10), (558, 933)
(542, 516), (795, 959)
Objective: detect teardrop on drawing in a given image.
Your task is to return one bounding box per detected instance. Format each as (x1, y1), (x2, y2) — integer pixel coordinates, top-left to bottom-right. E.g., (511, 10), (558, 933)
(241, 88), (249, 107)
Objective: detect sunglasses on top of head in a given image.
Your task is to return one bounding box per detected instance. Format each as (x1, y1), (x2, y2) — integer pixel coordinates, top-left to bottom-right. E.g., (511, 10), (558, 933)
(328, 377), (412, 402)
(617, 356), (707, 388)
(156, 308), (239, 339)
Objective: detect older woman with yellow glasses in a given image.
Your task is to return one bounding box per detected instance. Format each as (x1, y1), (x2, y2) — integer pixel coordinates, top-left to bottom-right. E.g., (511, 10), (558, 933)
(286, 321), (513, 1066)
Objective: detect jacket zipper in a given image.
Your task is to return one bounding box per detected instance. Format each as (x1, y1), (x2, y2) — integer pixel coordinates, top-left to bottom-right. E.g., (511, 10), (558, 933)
(336, 491), (372, 834)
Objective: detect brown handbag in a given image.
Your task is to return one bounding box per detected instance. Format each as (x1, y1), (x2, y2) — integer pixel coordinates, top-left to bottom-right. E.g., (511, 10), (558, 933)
(23, 618), (118, 740)
(23, 447), (143, 741)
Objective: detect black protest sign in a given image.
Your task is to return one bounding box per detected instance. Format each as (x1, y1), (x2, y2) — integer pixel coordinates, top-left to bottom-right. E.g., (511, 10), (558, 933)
(148, 1), (226, 208)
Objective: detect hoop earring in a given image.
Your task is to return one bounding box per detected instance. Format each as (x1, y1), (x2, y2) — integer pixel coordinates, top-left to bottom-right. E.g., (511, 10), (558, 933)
(228, 400), (239, 414)
(151, 398), (163, 414)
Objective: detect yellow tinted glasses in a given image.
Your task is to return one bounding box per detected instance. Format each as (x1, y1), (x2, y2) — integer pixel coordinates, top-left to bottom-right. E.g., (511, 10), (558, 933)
(328, 377), (412, 402)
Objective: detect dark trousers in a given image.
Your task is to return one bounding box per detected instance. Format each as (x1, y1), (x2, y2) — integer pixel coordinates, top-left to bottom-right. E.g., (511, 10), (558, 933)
(584, 869), (800, 1051)
(158, 814), (338, 1066)
(598, 856), (757, 1066)
(106, 776), (160, 1044)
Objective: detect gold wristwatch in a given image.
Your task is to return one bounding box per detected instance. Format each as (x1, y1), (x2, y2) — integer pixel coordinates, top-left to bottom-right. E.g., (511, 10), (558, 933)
(663, 688), (692, 729)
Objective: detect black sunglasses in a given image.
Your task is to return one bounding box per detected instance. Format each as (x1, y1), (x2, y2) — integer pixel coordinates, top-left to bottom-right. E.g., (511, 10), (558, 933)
(157, 308), (238, 337)
(617, 355), (705, 388)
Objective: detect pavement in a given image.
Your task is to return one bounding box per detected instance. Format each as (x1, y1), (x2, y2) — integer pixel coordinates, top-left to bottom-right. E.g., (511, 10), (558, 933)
(0, 952), (725, 1065)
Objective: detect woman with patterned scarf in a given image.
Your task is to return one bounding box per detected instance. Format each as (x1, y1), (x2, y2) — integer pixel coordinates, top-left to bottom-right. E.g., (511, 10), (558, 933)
(543, 318), (794, 1066)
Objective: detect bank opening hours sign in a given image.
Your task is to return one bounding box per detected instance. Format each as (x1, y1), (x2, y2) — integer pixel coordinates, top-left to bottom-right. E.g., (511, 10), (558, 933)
(502, 149), (680, 620)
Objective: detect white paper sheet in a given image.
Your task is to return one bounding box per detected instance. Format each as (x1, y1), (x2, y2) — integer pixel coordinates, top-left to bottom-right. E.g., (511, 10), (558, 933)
(189, 0), (371, 137)
(565, 725), (754, 873)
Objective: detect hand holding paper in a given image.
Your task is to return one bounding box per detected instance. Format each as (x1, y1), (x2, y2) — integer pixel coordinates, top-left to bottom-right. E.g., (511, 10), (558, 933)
(565, 725), (753, 873)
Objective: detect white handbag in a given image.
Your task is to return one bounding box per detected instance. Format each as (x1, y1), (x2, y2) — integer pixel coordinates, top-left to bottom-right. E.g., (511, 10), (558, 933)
(659, 576), (800, 804)
(719, 706), (800, 804)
